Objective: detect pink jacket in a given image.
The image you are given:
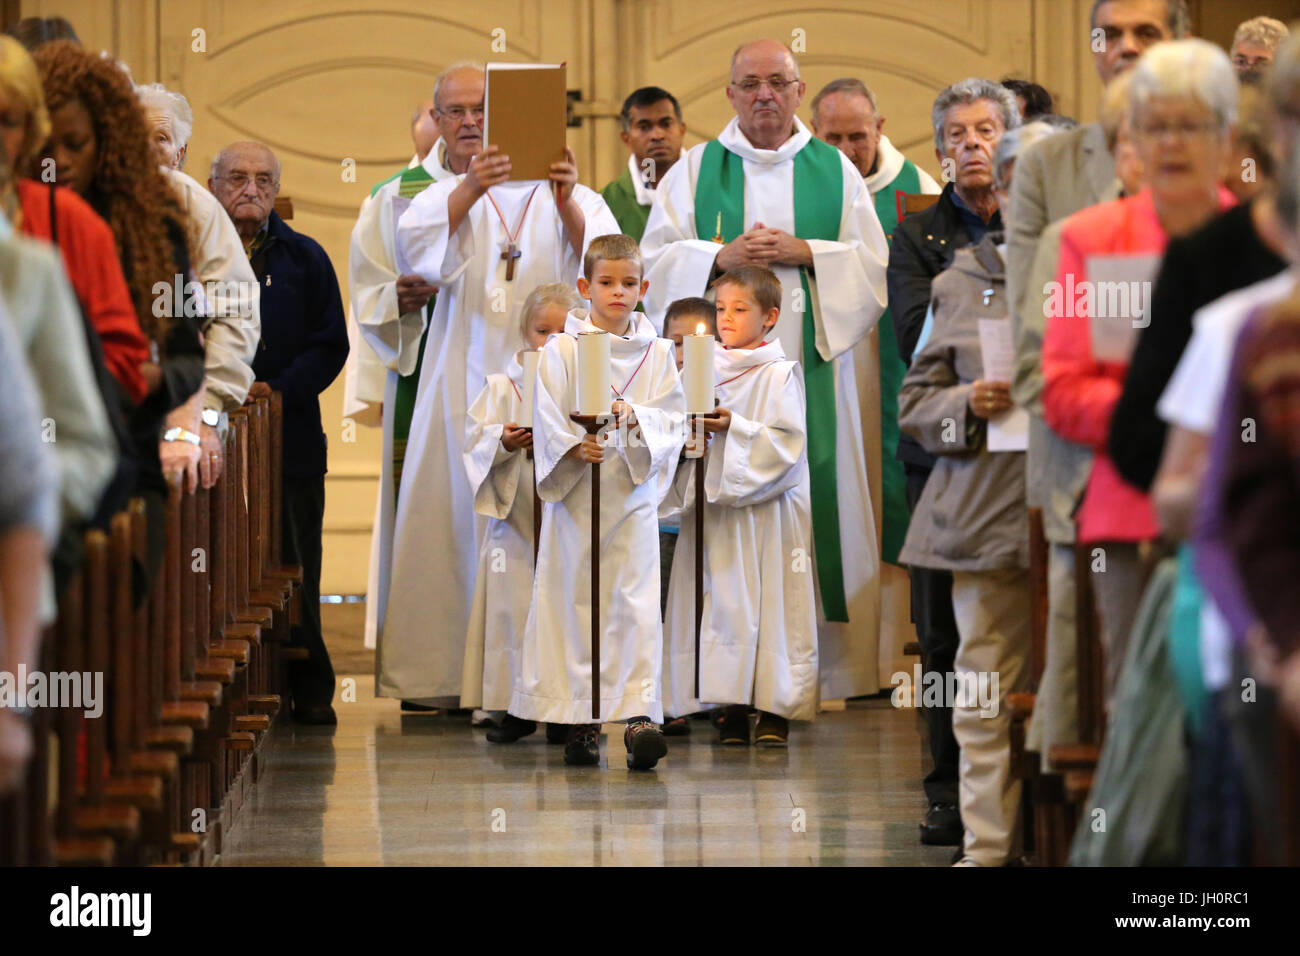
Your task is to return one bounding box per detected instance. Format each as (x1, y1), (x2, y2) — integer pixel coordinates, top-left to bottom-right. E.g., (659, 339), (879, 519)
(1041, 187), (1235, 543)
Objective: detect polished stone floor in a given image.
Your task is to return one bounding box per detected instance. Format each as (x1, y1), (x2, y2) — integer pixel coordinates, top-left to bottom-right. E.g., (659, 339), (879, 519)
(220, 677), (954, 866)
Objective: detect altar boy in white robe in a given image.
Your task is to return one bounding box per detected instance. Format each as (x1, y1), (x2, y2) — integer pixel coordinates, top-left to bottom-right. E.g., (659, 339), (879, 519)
(463, 283), (580, 743)
(661, 266), (817, 745)
(513, 235), (686, 769)
(386, 138), (619, 705)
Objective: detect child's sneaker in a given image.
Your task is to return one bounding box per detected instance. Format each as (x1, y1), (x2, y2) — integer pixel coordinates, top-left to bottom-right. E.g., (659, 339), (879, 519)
(545, 722), (569, 745)
(718, 705), (751, 745)
(661, 715), (691, 736)
(624, 717), (668, 770)
(563, 724), (600, 766)
(485, 713), (536, 743)
(754, 712), (788, 747)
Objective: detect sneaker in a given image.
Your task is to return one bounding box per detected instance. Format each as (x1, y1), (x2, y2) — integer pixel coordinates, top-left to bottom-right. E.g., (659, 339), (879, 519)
(753, 711), (789, 747)
(661, 715), (691, 737)
(563, 724), (600, 766)
(717, 705), (750, 745)
(624, 717), (668, 770)
(545, 722), (569, 745)
(485, 713), (537, 743)
(400, 700), (437, 712)
(920, 803), (963, 845)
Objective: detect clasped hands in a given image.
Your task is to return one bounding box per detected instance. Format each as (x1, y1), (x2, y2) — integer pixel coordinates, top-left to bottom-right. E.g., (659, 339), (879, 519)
(683, 407), (730, 458)
(716, 222), (811, 270)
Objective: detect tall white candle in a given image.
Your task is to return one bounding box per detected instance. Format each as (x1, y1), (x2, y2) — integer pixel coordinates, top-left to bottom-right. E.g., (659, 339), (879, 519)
(520, 350), (540, 427)
(683, 324), (715, 414)
(575, 331), (611, 415)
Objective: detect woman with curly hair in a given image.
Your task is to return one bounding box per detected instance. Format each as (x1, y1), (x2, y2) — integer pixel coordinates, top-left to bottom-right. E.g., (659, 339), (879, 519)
(0, 36), (149, 407)
(32, 39), (206, 593)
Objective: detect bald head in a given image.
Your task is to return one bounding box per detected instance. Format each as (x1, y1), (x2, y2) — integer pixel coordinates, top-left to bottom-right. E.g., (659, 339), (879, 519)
(411, 98), (438, 160)
(432, 63), (486, 174)
(209, 141), (281, 242)
(726, 39), (806, 149)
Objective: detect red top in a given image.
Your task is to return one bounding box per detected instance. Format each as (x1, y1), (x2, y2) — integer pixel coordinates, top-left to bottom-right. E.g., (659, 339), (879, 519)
(17, 178), (149, 404)
(1042, 186), (1236, 543)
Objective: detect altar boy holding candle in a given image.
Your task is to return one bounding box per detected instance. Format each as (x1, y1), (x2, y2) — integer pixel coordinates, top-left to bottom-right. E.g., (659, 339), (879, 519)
(661, 266), (817, 746)
(658, 296), (718, 735)
(463, 283), (581, 744)
(513, 234), (686, 769)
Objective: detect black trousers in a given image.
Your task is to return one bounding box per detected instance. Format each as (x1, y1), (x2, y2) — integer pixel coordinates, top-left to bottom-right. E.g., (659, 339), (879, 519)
(282, 474), (334, 710)
(905, 467), (961, 806)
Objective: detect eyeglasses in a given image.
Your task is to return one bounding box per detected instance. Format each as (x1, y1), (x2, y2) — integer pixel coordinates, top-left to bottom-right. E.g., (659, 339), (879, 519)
(730, 76), (796, 95)
(437, 106), (485, 122)
(1136, 119), (1219, 141)
(218, 172), (277, 191)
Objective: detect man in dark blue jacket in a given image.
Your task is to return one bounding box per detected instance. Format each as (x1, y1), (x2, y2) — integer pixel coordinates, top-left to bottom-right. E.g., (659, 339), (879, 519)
(211, 141), (349, 724)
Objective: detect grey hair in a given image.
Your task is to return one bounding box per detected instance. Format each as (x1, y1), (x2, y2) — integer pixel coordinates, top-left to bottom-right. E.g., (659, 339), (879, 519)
(810, 77), (878, 123)
(433, 60), (485, 110)
(1234, 16), (1290, 53)
(210, 142), (280, 182)
(136, 81), (194, 152)
(993, 120), (1064, 189)
(519, 282), (582, 339)
(1128, 38), (1238, 134)
(931, 77), (1021, 151)
(1089, 0), (1189, 39)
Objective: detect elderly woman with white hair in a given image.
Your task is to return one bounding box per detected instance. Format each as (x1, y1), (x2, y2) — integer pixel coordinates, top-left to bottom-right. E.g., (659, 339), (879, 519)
(136, 81), (193, 169)
(1042, 38), (1239, 715)
(897, 119), (1067, 867)
(135, 79), (261, 490)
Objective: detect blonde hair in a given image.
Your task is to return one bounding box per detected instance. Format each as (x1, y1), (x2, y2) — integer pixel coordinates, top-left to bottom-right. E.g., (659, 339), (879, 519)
(519, 282), (581, 339)
(1234, 16), (1289, 54)
(713, 265), (782, 315)
(0, 36), (50, 172)
(582, 233), (643, 281)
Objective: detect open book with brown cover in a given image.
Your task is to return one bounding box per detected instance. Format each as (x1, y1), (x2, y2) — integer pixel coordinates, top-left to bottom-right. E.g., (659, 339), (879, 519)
(484, 62), (567, 182)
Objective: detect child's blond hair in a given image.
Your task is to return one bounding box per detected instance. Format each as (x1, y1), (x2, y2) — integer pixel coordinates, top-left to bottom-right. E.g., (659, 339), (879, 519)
(582, 233), (643, 281)
(713, 265), (782, 315)
(519, 282), (582, 340)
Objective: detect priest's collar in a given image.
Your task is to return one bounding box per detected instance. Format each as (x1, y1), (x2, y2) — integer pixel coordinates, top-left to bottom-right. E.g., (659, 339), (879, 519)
(718, 115), (813, 165)
(418, 137), (456, 179)
(629, 150), (684, 206)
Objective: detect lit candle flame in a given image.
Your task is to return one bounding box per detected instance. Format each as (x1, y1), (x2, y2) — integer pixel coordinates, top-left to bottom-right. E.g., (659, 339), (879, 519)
(696, 323), (706, 336)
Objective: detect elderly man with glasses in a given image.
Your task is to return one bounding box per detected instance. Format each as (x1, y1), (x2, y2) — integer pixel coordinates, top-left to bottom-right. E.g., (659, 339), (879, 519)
(210, 140), (350, 725)
(642, 38), (891, 708)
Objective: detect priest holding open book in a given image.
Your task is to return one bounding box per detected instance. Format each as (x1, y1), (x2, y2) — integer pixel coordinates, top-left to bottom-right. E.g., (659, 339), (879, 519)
(382, 61), (620, 704)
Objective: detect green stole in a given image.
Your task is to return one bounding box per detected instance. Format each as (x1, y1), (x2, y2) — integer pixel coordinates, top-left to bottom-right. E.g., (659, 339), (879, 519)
(870, 159), (921, 565)
(694, 136), (849, 622)
(382, 162), (438, 502)
(600, 167), (650, 241)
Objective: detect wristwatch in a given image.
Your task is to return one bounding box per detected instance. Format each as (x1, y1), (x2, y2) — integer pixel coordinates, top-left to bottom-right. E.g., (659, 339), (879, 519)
(163, 426), (202, 446)
(202, 407), (220, 428)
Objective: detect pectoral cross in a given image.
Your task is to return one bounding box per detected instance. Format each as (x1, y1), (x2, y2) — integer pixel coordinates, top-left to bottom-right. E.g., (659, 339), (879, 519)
(501, 242), (522, 281)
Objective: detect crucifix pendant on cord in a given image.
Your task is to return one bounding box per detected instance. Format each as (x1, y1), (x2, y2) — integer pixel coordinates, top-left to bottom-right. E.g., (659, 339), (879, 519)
(501, 241), (522, 281)
(487, 184), (540, 284)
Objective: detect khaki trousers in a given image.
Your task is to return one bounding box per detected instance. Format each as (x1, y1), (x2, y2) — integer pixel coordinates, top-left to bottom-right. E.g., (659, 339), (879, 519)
(951, 568), (1032, 866)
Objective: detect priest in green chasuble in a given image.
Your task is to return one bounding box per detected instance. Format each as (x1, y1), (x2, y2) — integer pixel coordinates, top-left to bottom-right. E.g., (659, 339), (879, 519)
(600, 86), (686, 241)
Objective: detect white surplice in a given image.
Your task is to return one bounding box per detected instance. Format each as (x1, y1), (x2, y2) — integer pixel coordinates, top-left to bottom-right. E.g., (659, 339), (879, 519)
(348, 147), (455, 654)
(512, 311), (685, 724)
(377, 180), (619, 701)
(660, 340), (818, 720)
(641, 116), (889, 697)
(461, 354), (536, 710)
